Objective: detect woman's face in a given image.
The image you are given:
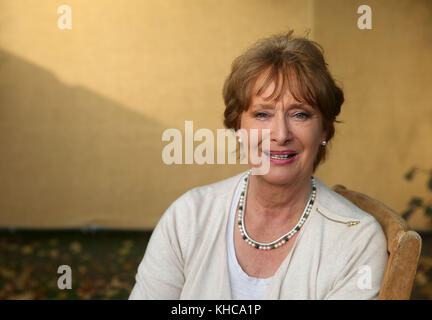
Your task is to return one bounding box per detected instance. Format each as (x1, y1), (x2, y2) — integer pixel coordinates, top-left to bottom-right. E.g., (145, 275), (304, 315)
(239, 72), (326, 185)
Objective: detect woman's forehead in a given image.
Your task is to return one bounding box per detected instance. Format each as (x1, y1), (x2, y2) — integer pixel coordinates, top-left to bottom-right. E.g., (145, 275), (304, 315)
(252, 78), (304, 107)
(252, 67), (306, 105)
(252, 85), (301, 105)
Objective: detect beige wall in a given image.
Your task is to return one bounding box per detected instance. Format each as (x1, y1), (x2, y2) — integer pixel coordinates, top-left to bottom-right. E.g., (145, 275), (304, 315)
(312, 0), (432, 231)
(0, 0), (431, 230)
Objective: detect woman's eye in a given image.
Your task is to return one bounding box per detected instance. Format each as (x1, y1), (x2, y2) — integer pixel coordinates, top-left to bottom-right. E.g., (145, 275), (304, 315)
(293, 112), (310, 120)
(254, 112), (270, 119)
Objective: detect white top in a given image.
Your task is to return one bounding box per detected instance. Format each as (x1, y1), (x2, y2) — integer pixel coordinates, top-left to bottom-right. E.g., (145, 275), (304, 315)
(226, 172), (272, 300)
(129, 171), (388, 300)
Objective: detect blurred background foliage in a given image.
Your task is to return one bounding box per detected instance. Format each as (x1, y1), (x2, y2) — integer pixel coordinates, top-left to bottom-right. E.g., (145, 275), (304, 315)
(402, 167), (432, 223)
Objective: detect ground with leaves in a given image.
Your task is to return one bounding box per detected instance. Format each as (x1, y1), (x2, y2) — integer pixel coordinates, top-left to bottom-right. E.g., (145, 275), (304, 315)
(0, 230), (431, 300)
(0, 231), (150, 299)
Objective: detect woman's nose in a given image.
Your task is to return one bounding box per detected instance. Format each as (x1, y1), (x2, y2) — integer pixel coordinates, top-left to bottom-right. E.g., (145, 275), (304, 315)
(271, 115), (291, 145)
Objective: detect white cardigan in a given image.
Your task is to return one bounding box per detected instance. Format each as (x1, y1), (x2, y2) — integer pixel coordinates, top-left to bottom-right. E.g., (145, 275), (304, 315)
(129, 171), (388, 300)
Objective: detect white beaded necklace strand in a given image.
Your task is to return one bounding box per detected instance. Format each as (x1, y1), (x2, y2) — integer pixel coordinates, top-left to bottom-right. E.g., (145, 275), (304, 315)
(237, 170), (316, 250)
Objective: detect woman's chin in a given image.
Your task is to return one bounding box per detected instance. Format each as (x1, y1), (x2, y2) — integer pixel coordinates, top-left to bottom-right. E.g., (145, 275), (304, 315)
(251, 166), (298, 185)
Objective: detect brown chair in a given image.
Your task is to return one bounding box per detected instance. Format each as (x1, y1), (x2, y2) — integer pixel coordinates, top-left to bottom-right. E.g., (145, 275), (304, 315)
(333, 184), (422, 300)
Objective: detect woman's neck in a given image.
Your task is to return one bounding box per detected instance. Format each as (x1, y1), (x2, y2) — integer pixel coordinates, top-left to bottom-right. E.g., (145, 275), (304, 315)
(246, 173), (312, 222)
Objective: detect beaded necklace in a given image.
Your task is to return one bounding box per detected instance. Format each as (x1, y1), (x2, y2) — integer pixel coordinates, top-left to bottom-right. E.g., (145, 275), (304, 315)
(237, 170), (316, 250)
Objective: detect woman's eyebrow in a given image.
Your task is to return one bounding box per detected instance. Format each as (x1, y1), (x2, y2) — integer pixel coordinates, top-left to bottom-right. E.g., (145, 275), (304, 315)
(251, 103), (274, 109)
(252, 102), (306, 109)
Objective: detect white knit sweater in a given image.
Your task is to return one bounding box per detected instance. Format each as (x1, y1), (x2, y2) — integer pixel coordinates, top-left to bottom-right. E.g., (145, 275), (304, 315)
(129, 171), (388, 300)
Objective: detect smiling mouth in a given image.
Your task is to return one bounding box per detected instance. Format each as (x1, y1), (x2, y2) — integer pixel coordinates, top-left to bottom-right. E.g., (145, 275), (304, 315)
(263, 151), (298, 160)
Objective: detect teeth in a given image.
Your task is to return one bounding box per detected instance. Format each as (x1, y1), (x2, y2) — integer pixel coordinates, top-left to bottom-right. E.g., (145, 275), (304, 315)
(269, 154), (296, 159)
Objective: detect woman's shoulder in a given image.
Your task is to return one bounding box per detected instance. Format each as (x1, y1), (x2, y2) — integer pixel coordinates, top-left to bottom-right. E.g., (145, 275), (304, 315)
(161, 171), (247, 225)
(312, 176), (387, 247)
(186, 170), (246, 199)
(311, 177), (388, 265)
(154, 171), (247, 258)
(171, 170), (245, 207)
(313, 176), (380, 226)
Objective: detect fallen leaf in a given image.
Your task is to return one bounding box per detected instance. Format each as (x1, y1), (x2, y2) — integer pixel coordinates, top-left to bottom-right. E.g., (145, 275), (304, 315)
(21, 245), (33, 255)
(69, 241), (82, 254)
(420, 256), (432, 270)
(122, 263), (133, 271)
(78, 265), (87, 274)
(49, 249), (59, 259)
(118, 247), (130, 256)
(8, 292), (35, 300)
(0, 268), (16, 278)
(49, 238), (58, 246)
(416, 271), (428, 286)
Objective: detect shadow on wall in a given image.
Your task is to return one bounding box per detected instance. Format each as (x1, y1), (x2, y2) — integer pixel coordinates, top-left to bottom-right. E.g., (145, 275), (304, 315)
(0, 49), (170, 229)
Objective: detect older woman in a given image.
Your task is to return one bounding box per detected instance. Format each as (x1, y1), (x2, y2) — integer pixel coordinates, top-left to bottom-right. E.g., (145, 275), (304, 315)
(129, 31), (388, 300)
